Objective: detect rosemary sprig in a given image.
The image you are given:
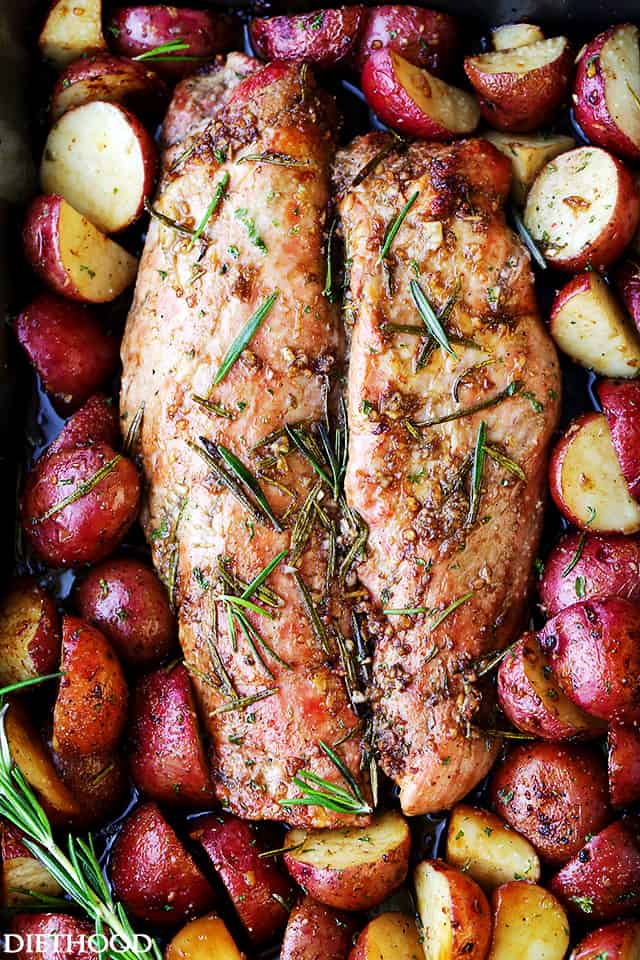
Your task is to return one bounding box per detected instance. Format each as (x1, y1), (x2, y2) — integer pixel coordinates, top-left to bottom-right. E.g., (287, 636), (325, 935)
(216, 443), (282, 531)
(410, 279), (457, 359)
(188, 172), (229, 250)
(467, 420), (487, 526)
(144, 199), (194, 238)
(510, 206), (547, 270)
(451, 360), (492, 403)
(190, 439), (272, 528)
(474, 639), (518, 678)
(33, 456), (122, 524)
(241, 550), (287, 600)
(169, 143), (195, 174)
(219, 595), (275, 620)
(192, 395), (235, 419)
(413, 380), (522, 430)
(238, 151), (309, 168)
(212, 291), (278, 385)
(286, 425), (334, 493)
(350, 137), (405, 189)
(561, 506), (596, 576)
(123, 402), (144, 456)
(323, 217), (337, 302)
(0, 674), (62, 697)
(290, 481), (322, 564)
(258, 840), (306, 860)
(133, 40), (200, 62)
(378, 190), (419, 262)
(384, 592), (473, 630)
(279, 739), (371, 815)
(485, 445), (526, 481)
(213, 687), (278, 715)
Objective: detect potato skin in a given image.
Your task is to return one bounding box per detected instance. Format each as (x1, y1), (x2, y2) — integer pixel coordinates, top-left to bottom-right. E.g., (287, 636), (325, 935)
(109, 802), (215, 927)
(11, 912), (98, 959)
(51, 750), (128, 827)
(21, 442), (140, 567)
(597, 378), (640, 499)
(540, 532), (640, 617)
(608, 723), (640, 807)
(0, 577), (60, 686)
(128, 663), (212, 806)
(14, 293), (119, 412)
(551, 820), (640, 920)
(281, 896), (356, 960)
(490, 742), (611, 864)
(50, 53), (167, 122)
(76, 557), (176, 667)
(570, 920), (640, 960)
(48, 394), (120, 457)
(22, 195), (78, 300)
(250, 7), (366, 69)
(538, 597), (640, 721)
(354, 5), (460, 75)
(616, 257), (640, 334)
(52, 615), (128, 758)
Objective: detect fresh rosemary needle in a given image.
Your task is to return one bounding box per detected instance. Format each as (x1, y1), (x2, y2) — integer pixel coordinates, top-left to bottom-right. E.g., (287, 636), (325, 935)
(410, 279), (457, 359)
(187, 172), (229, 250)
(33, 456), (122, 524)
(212, 291), (278, 385)
(467, 420), (487, 526)
(279, 739), (371, 816)
(378, 190), (419, 262)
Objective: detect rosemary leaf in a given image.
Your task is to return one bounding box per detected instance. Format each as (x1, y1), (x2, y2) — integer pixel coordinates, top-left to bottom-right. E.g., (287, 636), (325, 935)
(212, 291), (278, 385)
(378, 190), (419, 262)
(192, 394), (235, 419)
(238, 151), (309, 168)
(191, 439), (272, 528)
(144, 198), (194, 237)
(241, 550), (287, 600)
(33, 456), (121, 524)
(410, 279), (457, 359)
(187, 171), (229, 250)
(216, 443), (283, 531)
(485, 444), (526, 481)
(286, 425), (334, 492)
(384, 592), (473, 631)
(511, 206), (547, 270)
(219, 595), (275, 620)
(0, 673), (62, 697)
(279, 739), (371, 815)
(293, 571), (331, 656)
(561, 506), (596, 576)
(133, 40), (200, 62)
(467, 420), (487, 526)
(350, 137), (405, 189)
(123, 402), (144, 456)
(413, 380), (523, 430)
(213, 687), (278, 715)
(323, 217), (337, 302)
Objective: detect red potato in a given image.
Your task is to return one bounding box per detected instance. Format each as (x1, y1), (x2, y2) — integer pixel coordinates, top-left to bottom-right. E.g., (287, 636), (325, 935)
(608, 723), (640, 807)
(14, 293), (119, 412)
(551, 820), (640, 920)
(38, 0), (106, 69)
(570, 920), (640, 960)
(284, 811), (411, 911)
(191, 813), (292, 943)
(483, 131), (574, 205)
(616, 257), (640, 335)
(491, 24), (544, 51)
(539, 596), (640, 722)
(489, 742), (611, 864)
(414, 860), (491, 960)
(48, 394), (120, 456)
(523, 147), (640, 271)
(446, 804), (541, 891)
(50, 53), (167, 122)
(1, 821), (63, 906)
(21, 442), (140, 567)
(574, 24), (640, 162)
(41, 102), (157, 235)
(0, 578), (59, 687)
(549, 274), (640, 378)
(540, 531), (640, 617)
(22, 195), (137, 303)
(51, 750), (127, 826)
(282, 896), (356, 960)
(109, 6), (241, 80)
(10, 913), (97, 959)
(361, 49), (480, 140)
(129, 663), (211, 806)
(464, 36), (572, 132)
(76, 557), (175, 667)
(488, 882), (570, 960)
(548, 413), (640, 534)
(349, 912), (422, 960)
(497, 633), (603, 740)
(597, 378), (640, 499)
(109, 801), (215, 927)
(250, 7), (366, 69)
(52, 615), (127, 758)
(165, 914), (244, 960)
(355, 6), (459, 76)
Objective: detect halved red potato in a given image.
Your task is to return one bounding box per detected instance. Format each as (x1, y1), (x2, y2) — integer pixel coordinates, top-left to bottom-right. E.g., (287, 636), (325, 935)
(191, 813), (292, 943)
(354, 6), (460, 75)
(283, 811), (410, 911)
(570, 920), (640, 960)
(539, 596), (640, 722)
(165, 914), (244, 960)
(284, 896), (356, 960)
(414, 859), (491, 960)
(549, 274), (640, 378)
(615, 257), (640, 335)
(550, 820), (640, 920)
(361, 49), (480, 140)
(488, 882), (570, 959)
(76, 557), (176, 667)
(524, 147), (640, 271)
(446, 804), (540, 891)
(109, 801), (215, 927)
(11, 913), (97, 959)
(483, 131), (574, 205)
(491, 23), (544, 51)
(540, 531), (640, 617)
(597, 379), (640, 499)
(0, 578), (59, 687)
(608, 723), (640, 807)
(489, 742), (611, 864)
(14, 292), (119, 411)
(109, 6), (241, 80)
(1, 821), (63, 906)
(50, 53), (167, 122)
(41, 102), (157, 235)
(48, 393), (120, 456)
(250, 7), (366, 69)
(21, 442), (140, 567)
(497, 632), (604, 740)
(53, 615), (127, 758)
(38, 0), (106, 69)
(464, 36), (572, 132)
(4, 700), (81, 824)
(52, 749), (127, 826)
(23, 195), (138, 303)
(548, 413), (640, 534)
(574, 24), (640, 162)
(349, 913), (421, 960)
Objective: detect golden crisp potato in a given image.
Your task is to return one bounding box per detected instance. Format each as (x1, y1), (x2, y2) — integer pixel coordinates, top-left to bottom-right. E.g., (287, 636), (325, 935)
(414, 860), (491, 960)
(38, 0), (107, 69)
(491, 24), (544, 51)
(0, 578), (59, 687)
(446, 804), (540, 891)
(165, 914), (245, 960)
(483, 131), (574, 204)
(350, 912), (423, 960)
(488, 882), (570, 959)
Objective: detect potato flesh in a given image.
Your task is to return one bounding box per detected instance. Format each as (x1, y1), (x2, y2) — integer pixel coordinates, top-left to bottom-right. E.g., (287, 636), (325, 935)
(525, 147), (622, 261)
(165, 914), (243, 960)
(602, 24), (640, 150)
(552, 275), (640, 377)
(414, 863), (452, 960)
(58, 200), (138, 302)
(446, 805), (540, 890)
(559, 414), (640, 532)
(287, 811), (408, 870)
(41, 103), (146, 234)
(39, 0), (106, 68)
(365, 913), (423, 959)
(393, 52), (480, 133)
(522, 638), (600, 734)
(488, 883), (569, 960)
(3, 857), (64, 906)
(483, 132), (574, 204)
(470, 36), (567, 75)
(492, 24), (545, 52)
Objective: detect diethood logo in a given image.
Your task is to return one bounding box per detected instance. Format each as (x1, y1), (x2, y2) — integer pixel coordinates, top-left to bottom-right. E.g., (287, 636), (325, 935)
(4, 932), (155, 954)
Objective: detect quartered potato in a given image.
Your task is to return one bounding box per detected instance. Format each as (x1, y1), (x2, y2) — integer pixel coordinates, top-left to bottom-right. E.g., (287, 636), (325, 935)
(446, 805), (541, 890)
